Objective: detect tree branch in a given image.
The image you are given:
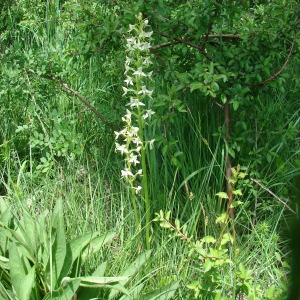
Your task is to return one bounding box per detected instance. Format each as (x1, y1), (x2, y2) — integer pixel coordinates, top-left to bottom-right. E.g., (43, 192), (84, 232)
(40, 73), (116, 131)
(250, 178), (296, 214)
(248, 19), (299, 86)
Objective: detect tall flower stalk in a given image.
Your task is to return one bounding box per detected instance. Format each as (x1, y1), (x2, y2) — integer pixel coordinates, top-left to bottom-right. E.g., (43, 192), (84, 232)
(115, 13), (154, 250)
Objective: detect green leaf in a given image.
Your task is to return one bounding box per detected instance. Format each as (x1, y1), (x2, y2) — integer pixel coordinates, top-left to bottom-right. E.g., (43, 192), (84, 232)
(189, 82), (203, 92)
(175, 219), (180, 230)
(220, 233), (234, 246)
(201, 236), (216, 244)
(187, 281), (200, 290)
(228, 147), (235, 158)
(238, 172), (247, 179)
(160, 222), (171, 229)
(45, 278), (81, 300)
(108, 251), (151, 299)
(203, 259), (213, 272)
(93, 261), (107, 277)
(119, 283), (145, 300)
(75, 261), (108, 300)
(265, 285), (276, 299)
(62, 276), (130, 287)
(60, 231), (98, 281)
(216, 213), (228, 224)
(140, 281), (180, 300)
(81, 232), (115, 262)
(9, 242), (36, 300)
(221, 94), (227, 104)
(50, 199), (67, 289)
(215, 192), (228, 199)
(232, 189), (243, 196)
(233, 100), (239, 111)
(19, 210), (38, 256)
(230, 201), (243, 208)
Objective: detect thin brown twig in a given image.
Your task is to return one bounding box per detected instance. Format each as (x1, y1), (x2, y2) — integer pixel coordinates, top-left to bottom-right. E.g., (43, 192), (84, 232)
(151, 34), (240, 51)
(248, 19), (299, 86)
(250, 178), (296, 214)
(40, 73), (115, 130)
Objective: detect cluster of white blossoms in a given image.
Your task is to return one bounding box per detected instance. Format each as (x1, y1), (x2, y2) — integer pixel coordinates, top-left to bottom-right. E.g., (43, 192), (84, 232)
(115, 13), (155, 194)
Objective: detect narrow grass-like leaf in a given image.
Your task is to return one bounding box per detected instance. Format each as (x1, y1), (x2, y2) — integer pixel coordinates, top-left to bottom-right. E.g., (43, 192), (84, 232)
(140, 281), (180, 300)
(81, 232), (115, 261)
(119, 283), (145, 300)
(59, 231), (98, 282)
(0, 223), (35, 262)
(45, 278), (81, 300)
(92, 261), (107, 277)
(108, 250), (151, 299)
(62, 277), (131, 297)
(0, 280), (14, 300)
(79, 276), (129, 284)
(75, 261), (108, 299)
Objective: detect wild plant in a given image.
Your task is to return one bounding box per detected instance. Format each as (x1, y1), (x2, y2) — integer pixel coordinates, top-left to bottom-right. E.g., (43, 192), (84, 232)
(115, 13), (155, 250)
(154, 166), (289, 299)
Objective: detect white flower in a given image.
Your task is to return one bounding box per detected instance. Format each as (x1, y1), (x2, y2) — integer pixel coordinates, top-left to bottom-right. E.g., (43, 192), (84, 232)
(142, 109), (155, 119)
(122, 86), (133, 96)
(125, 57), (131, 65)
(124, 109), (132, 120)
(126, 43), (134, 51)
(132, 138), (142, 146)
(139, 31), (153, 38)
(124, 64), (131, 74)
(143, 57), (152, 66)
(116, 128), (128, 137)
(131, 126), (139, 134)
(128, 154), (140, 165)
(116, 143), (128, 155)
(128, 24), (136, 32)
(136, 169), (143, 175)
(133, 39), (143, 50)
(126, 37), (135, 44)
(140, 42), (151, 51)
(138, 86), (153, 97)
(133, 185), (142, 194)
(149, 139), (155, 149)
(114, 131), (121, 139)
(128, 97), (145, 107)
(126, 126), (139, 138)
(133, 67), (146, 77)
(121, 169), (134, 178)
(124, 76), (134, 86)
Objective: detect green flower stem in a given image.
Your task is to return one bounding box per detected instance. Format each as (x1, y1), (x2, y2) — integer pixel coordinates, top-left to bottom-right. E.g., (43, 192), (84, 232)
(136, 82), (151, 251)
(130, 184), (140, 233)
(140, 119), (151, 250)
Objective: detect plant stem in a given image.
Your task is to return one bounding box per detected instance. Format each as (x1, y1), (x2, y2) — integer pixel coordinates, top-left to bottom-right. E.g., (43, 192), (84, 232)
(137, 106), (151, 250)
(131, 187), (140, 234)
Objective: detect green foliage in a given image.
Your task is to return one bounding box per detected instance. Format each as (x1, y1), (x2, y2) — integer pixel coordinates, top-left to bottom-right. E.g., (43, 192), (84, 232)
(154, 206), (289, 299)
(0, 197), (126, 298)
(0, 195), (179, 299)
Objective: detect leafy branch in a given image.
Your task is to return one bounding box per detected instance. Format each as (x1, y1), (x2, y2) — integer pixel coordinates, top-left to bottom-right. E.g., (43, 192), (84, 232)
(27, 70), (116, 131)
